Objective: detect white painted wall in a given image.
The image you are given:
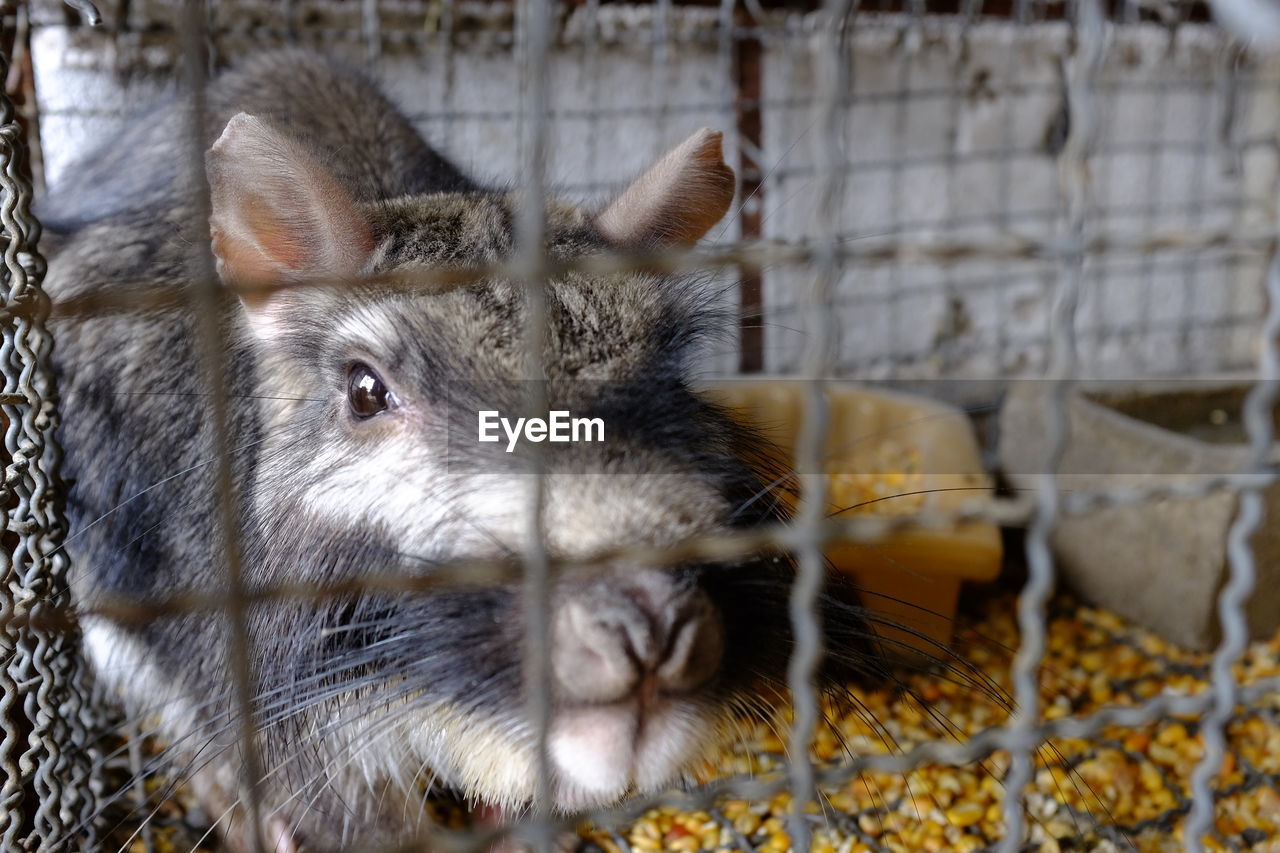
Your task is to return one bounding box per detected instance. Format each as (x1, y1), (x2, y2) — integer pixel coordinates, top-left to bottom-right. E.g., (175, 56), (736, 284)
(29, 3), (1280, 385)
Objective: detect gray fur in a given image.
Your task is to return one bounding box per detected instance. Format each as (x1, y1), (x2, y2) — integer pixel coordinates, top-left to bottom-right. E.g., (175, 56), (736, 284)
(44, 50), (876, 850)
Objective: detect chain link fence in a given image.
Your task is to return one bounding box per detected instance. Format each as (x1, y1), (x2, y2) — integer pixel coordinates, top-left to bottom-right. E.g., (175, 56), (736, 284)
(3, 0), (1280, 850)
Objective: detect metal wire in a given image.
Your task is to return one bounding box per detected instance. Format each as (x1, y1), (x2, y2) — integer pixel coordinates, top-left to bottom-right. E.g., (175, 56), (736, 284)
(1000, 1), (1103, 848)
(0, 2), (98, 849)
(10, 1), (1280, 852)
(177, 3), (267, 851)
(516, 0), (555, 847)
(1182, 243), (1280, 852)
(784, 0), (847, 844)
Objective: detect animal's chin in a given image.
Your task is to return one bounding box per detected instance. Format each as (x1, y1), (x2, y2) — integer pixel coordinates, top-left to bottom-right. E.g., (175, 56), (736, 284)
(412, 696), (721, 820)
(545, 698), (716, 811)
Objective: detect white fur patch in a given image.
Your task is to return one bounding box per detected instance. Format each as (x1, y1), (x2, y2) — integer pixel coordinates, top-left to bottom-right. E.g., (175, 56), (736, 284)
(82, 618), (199, 740)
(550, 706), (638, 801)
(341, 696), (722, 815)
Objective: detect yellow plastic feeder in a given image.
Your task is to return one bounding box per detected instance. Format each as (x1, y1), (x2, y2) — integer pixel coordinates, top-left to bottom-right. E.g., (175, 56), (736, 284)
(702, 381), (1003, 657)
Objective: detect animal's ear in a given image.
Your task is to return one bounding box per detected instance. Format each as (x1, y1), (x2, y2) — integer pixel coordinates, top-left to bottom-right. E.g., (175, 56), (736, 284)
(207, 112), (374, 339)
(594, 128), (736, 249)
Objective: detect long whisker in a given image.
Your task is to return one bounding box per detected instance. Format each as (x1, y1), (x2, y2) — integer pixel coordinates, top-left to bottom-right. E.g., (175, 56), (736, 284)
(54, 425), (294, 585)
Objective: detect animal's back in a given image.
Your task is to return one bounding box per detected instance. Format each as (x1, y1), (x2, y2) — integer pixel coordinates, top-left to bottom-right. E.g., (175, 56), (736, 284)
(40, 50), (473, 230)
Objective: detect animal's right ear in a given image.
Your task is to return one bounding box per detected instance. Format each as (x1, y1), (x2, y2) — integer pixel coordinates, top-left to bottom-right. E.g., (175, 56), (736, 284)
(594, 128), (736, 249)
(207, 112), (374, 340)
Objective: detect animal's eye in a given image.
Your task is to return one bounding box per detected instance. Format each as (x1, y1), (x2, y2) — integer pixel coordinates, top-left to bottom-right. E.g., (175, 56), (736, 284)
(347, 363), (393, 419)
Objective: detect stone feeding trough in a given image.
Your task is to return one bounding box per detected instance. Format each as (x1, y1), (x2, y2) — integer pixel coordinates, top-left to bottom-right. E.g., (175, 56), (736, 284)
(999, 381), (1280, 651)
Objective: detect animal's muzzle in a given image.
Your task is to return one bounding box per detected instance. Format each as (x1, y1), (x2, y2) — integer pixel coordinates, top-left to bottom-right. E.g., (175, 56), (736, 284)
(551, 570), (724, 705)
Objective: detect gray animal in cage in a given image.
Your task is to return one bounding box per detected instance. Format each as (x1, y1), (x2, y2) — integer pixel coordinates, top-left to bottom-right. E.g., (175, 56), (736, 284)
(40, 50), (879, 851)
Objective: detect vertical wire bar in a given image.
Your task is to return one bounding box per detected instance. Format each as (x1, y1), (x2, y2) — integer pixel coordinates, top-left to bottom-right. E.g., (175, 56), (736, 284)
(1217, 47), (1249, 371)
(363, 0), (382, 65)
(786, 0), (849, 847)
(0, 21), (59, 850)
(1182, 238), (1280, 849)
(582, 0), (600, 199)
(177, 2), (266, 851)
(0, 392), (21, 853)
(125, 717), (153, 853)
(53, 386), (100, 834)
(516, 0), (554, 847)
(33, 12), (108, 842)
(66, 662), (103, 850)
(886, 14), (913, 375)
(281, 0), (298, 43)
(997, 0), (1033, 376)
(1168, 2), (1211, 375)
(0, 53), (27, 831)
(1178, 41), (1236, 372)
(716, 0), (733, 196)
(0, 10), (91, 845)
(1134, 29), (1173, 373)
(940, 14), (966, 375)
(439, 0), (456, 154)
(653, 0), (671, 163)
(1090, 54), (1118, 376)
(996, 0), (1102, 850)
(732, 0), (763, 374)
(1225, 55), (1268, 370)
(31, 279), (80, 851)
(21, 35), (98, 836)
(835, 0), (861, 380)
(1175, 80), (1218, 372)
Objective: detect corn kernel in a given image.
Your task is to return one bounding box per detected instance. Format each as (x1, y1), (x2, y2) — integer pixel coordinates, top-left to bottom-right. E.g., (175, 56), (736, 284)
(945, 803), (984, 829)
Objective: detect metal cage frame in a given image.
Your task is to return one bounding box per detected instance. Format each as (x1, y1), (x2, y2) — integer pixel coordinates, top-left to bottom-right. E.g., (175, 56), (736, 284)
(4, 0), (1280, 850)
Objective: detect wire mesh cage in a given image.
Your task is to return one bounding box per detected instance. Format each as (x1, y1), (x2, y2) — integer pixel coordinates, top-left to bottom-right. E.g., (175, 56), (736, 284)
(2, 0), (1280, 851)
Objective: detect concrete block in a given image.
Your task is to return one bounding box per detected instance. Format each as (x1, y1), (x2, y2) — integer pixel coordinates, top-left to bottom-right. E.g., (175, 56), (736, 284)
(999, 381), (1280, 651)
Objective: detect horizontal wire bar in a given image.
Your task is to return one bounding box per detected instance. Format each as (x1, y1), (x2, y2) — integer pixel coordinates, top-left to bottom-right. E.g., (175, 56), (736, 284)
(44, 225), (1279, 322)
(346, 673), (1280, 853)
(7, 470), (1271, 632)
(0, 469), (1253, 638)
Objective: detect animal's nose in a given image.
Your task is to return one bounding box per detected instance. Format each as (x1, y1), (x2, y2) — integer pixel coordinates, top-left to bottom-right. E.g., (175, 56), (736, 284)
(551, 571), (723, 704)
